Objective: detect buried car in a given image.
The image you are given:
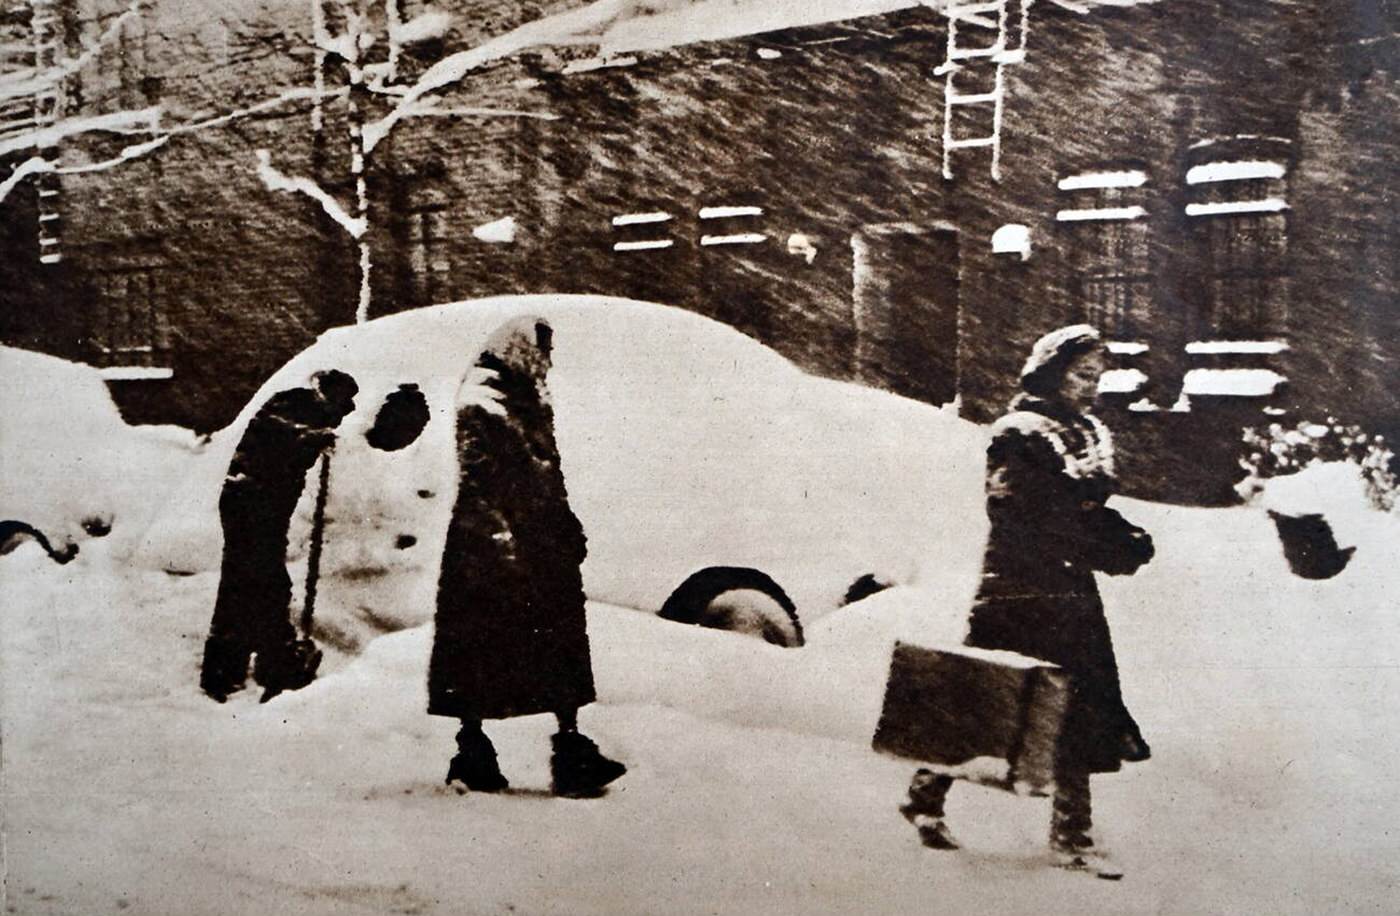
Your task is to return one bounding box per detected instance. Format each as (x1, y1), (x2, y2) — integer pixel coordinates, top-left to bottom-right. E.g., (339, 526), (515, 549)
(137, 295), (989, 659)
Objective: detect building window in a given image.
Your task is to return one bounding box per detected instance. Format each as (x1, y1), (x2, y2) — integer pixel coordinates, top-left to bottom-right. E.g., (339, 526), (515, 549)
(94, 267), (160, 366)
(1184, 141), (1290, 338)
(610, 210), (675, 252)
(407, 204), (449, 306)
(1056, 168), (1151, 338)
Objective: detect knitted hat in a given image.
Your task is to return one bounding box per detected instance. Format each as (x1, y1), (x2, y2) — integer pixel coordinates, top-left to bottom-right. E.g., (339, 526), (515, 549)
(1019, 324), (1102, 398)
(311, 368), (359, 407)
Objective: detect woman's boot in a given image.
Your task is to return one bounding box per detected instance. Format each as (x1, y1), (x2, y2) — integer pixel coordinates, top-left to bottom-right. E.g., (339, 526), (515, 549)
(900, 768), (959, 850)
(446, 720), (508, 793)
(550, 731), (626, 798)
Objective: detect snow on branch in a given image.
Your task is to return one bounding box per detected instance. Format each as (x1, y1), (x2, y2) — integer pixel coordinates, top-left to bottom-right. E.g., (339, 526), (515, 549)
(0, 156), (53, 206)
(0, 0), (145, 101)
(0, 107), (161, 157)
(391, 9), (452, 46)
(255, 149), (367, 239)
(0, 86), (333, 162)
(0, 134), (170, 204)
(165, 87), (339, 138)
(57, 136), (170, 175)
(403, 101), (559, 120)
(363, 0), (648, 152)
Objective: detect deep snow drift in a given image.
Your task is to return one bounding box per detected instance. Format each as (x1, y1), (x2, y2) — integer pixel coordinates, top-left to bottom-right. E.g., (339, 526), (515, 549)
(0, 346), (204, 558)
(3, 311), (1399, 914)
(129, 296), (988, 660)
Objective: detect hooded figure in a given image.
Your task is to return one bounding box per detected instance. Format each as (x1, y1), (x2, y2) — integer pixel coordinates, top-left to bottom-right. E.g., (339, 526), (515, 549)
(201, 369), (358, 702)
(429, 318), (625, 798)
(900, 325), (1154, 875)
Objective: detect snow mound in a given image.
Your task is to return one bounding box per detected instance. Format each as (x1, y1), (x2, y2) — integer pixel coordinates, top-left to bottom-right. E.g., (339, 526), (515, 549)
(134, 295), (988, 657)
(0, 346), (203, 560)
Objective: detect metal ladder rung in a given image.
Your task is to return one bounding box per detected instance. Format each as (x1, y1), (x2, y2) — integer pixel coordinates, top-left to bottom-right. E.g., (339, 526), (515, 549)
(950, 12), (998, 28)
(947, 136), (997, 149)
(949, 44), (1005, 60)
(949, 1), (1005, 13)
(947, 90), (1001, 105)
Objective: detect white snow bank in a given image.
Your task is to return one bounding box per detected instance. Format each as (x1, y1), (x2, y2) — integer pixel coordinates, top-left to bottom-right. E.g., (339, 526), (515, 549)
(136, 295), (988, 657)
(0, 346), (203, 559)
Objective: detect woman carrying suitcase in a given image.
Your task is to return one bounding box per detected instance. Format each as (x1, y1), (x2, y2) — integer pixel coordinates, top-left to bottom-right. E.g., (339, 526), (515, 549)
(901, 324), (1155, 876)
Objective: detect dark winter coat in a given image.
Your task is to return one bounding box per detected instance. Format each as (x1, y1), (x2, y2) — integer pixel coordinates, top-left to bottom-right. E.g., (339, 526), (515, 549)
(966, 396), (1154, 775)
(207, 386), (344, 651)
(428, 347), (596, 721)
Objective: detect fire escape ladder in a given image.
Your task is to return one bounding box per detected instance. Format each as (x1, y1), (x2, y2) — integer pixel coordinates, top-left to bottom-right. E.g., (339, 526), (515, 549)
(32, 0), (62, 263)
(933, 0), (1029, 182)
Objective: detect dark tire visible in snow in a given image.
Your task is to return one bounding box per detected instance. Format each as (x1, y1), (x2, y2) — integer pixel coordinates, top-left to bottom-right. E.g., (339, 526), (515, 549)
(0, 519), (77, 564)
(659, 566), (804, 647)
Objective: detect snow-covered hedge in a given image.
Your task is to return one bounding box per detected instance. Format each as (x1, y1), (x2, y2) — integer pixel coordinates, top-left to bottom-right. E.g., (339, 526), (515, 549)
(1238, 418), (1397, 512)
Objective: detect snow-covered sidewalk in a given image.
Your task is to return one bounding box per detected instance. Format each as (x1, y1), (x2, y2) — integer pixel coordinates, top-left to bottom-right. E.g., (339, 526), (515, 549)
(4, 494), (1399, 914)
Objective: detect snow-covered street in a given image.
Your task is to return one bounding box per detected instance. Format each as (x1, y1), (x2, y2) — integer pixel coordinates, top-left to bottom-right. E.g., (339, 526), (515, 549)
(5, 489), (1399, 914)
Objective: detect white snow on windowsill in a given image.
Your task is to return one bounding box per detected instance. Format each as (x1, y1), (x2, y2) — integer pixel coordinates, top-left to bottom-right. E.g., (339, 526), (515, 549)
(1185, 340), (1288, 355)
(1098, 368), (1147, 394)
(1185, 198), (1287, 217)
(700, 205), (763, 219)
(1055, 205), (1146, 222)
(1185, 160), (1286, 185)
(1106, 341), (1148, 355)
(1057, 169), (1147, 190)
(612, 211), (672, 226)
(1182, 368), (1286, 396)
(96, 366), (174, 381)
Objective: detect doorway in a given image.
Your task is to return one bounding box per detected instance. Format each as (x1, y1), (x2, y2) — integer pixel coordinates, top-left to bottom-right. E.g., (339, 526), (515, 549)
(851, 223), (961, 406)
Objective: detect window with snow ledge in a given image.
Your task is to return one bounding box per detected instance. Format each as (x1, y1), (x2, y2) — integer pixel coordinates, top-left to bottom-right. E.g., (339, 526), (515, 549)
(1184, 138), (1291, 339)
(1055, 163), (1152, 339)
(698, 203), (767, 249)
(610, 210), (676, 252)
(94, 266), (165, 370)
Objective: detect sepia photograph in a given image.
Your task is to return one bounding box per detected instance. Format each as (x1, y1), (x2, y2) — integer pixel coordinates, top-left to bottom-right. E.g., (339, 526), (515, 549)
(1, 0), (1397, 912)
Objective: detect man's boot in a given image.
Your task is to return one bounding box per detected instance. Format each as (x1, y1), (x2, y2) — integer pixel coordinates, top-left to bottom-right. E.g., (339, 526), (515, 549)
(252, 638), (323, 703)
(550, 731), (626, 798)
(200, 634), (251, 702)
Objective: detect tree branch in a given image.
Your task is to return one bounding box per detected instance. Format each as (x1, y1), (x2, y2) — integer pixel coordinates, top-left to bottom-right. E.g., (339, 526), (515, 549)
(0, 0), (145, 101)
(254, 149), (367, 239)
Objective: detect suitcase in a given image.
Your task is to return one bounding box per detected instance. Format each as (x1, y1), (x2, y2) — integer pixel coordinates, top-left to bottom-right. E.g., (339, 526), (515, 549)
(872, 640), (1071, 795)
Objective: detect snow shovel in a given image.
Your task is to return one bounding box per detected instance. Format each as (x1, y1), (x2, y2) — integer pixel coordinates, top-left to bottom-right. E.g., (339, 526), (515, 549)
(259, 449), (330, 702)
(300, 448), (333, 639)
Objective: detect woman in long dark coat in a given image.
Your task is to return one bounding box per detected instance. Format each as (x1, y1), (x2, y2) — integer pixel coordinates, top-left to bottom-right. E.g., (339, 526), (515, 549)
(901, 325), (1154, 871)
(429, 319), (625, 799)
